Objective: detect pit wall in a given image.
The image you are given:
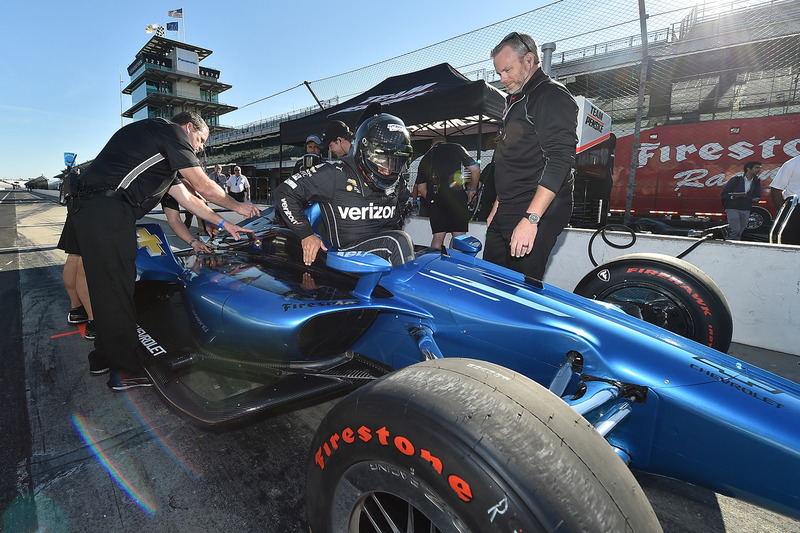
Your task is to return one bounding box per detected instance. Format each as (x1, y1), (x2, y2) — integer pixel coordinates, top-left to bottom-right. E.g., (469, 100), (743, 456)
(405, 217), (800, 357)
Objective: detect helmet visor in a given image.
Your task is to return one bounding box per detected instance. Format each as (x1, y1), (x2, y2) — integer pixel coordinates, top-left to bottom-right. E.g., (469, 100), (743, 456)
(368, 147), (411, 175)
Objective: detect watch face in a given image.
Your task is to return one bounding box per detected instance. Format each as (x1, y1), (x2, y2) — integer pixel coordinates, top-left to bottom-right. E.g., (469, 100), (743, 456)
(527, 213), (540, 224)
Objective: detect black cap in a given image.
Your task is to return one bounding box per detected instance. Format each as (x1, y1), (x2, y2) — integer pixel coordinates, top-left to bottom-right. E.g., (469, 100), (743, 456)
(321, 120), (354, 146)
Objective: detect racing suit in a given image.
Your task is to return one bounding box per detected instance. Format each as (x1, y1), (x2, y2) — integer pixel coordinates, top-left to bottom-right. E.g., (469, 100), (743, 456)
(275, 157), (414, 265)
(484, 68), (578, 280)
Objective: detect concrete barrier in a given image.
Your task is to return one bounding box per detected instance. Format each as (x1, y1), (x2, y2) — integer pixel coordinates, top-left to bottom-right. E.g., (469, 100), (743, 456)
(405, 216), (800, 357)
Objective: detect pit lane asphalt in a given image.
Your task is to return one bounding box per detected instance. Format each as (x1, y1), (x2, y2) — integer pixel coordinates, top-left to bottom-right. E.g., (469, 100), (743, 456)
(2, 187), (798, 533)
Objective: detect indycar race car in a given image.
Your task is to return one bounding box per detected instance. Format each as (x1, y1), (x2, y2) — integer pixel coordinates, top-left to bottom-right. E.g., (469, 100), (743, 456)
(133, 207), (799, 532)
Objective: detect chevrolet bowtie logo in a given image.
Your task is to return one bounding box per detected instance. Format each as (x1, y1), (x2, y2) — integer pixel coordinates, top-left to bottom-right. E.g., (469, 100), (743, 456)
(137, 228), (165, 256)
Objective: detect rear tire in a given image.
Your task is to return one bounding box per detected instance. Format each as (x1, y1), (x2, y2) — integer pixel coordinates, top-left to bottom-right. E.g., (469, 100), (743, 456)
(574, 253), (732, 352)
(306, 358), (661, 532)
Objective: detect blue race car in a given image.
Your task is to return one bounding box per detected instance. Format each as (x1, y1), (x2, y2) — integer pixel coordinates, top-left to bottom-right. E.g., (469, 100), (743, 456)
(134, 207), (799, 532)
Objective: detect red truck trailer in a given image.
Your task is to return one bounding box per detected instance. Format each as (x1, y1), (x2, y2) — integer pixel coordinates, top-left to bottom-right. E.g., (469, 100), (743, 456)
(610, 114), (800, 231)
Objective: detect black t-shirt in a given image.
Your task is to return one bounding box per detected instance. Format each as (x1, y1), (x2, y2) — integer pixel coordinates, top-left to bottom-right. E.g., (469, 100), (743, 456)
(80, 118), (200, 218)
(160, 192), (180, 212)
(415, 143), (477, 193)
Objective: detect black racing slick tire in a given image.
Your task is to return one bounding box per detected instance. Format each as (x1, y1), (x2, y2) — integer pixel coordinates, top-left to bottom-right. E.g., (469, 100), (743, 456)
(574, 253), (732, 353)
(306, 358), (661, 533)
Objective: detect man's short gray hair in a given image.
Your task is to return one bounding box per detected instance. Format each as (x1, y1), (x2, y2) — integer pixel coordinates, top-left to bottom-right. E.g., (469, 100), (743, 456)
(491, 32), (540, 65)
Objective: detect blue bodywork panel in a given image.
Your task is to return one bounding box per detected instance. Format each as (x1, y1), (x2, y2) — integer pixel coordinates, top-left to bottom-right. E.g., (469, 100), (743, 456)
(134, 214), (800, 519)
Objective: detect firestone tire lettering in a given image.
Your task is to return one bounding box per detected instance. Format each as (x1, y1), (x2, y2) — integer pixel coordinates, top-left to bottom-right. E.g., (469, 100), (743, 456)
(574, 252), (733, 353)
(306, 358), (661, 532)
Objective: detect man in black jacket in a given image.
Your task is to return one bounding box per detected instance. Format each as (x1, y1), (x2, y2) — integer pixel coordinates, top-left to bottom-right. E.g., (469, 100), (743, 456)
(275, 113), (414, 267)
(721, 160), (762, 240)
(485, 32), (578, 280)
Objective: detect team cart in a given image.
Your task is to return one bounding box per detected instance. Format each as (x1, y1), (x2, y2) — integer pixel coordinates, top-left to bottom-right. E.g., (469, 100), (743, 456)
(132, 206), (799, 532)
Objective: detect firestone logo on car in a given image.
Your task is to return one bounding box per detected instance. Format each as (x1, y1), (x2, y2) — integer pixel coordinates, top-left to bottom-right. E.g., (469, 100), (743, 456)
(314, 423), (473, 503)
(336, 203), (396, 221)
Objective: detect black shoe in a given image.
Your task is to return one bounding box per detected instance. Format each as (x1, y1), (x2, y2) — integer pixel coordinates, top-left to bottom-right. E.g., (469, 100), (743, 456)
(84, 320), (97, 341)
(88, 350), (110, 376)
(68, 306), (89, 324)
(107, 369), (152, 391)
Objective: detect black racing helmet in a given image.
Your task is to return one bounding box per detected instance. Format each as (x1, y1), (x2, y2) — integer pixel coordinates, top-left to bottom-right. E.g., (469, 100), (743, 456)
(354, 113), (413, 190)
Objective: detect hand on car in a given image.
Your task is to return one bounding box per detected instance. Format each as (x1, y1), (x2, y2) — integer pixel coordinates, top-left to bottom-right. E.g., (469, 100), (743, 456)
(301, 235), (327, 266)
(222, 221), (255, 241)
(236, 202), (261, 218)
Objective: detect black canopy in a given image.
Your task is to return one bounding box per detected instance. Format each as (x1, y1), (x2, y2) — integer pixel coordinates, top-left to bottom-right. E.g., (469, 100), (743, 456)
(279, 63), (506, 147)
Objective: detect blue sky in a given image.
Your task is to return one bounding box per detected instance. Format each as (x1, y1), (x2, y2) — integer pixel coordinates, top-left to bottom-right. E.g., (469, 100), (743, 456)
(0, 1), (543, 180)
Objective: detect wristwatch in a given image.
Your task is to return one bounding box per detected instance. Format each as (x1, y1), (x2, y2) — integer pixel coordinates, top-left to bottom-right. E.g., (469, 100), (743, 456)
(525, 212), (541, 225)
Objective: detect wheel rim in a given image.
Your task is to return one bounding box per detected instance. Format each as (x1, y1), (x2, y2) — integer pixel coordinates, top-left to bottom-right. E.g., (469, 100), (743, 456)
(747, 212), (764, 230)
(331, 462), (469, 533)
(349, 492), (445, 533)
(595, 283), (693, 339)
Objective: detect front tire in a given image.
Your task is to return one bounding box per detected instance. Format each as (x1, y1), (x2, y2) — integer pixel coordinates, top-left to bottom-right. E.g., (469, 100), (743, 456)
(574, 253), (732, 352)
(306, 358), (661, 532)
(747, 206), (772, 231)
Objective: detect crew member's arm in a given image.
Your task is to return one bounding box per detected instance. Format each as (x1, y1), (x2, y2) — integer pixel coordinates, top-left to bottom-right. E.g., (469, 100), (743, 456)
(511, 88), (578, 257)
(164, 205), (211, 253)
(168, 183), (253, 241)
(179, 166), (260, 218)
(274, 171), (336, 266)
(415, 154), (431, 201)
(486, 198), (499, 227)
(770, 186), (785, 207)
(466, 163), (481, 203)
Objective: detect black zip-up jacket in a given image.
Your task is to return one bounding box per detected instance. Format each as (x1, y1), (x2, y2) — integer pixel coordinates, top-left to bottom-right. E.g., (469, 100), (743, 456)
(494, 68), (578, 206)
(721, 173), (761, 210)
(275, 157), (401, 248)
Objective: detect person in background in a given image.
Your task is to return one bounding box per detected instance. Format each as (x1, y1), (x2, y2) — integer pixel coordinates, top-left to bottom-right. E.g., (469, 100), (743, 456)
(208, 164), (226, 189)
(770, 154), (800, 207)
(62, 254), (96, 341)
(769, 154), (800, 244)
(484, 31), (578, 280)
(225, 166), (251, 202)
(321, 120), (354, 159)
(414, 137), (481, 249)
(293, 135), (323, 173)
(720, 160), (762, 240)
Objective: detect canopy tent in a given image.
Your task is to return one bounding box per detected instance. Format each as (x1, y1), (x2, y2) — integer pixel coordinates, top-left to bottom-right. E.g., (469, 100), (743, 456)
(279, 63), (507, 151)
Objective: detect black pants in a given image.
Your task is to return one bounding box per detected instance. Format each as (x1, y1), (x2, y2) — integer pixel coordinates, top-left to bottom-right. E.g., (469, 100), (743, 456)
(483, 192), (573, 281)
(341, 230), (415, 266)
(64, 195), (140, 371)
(230, 191), (245, 202)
